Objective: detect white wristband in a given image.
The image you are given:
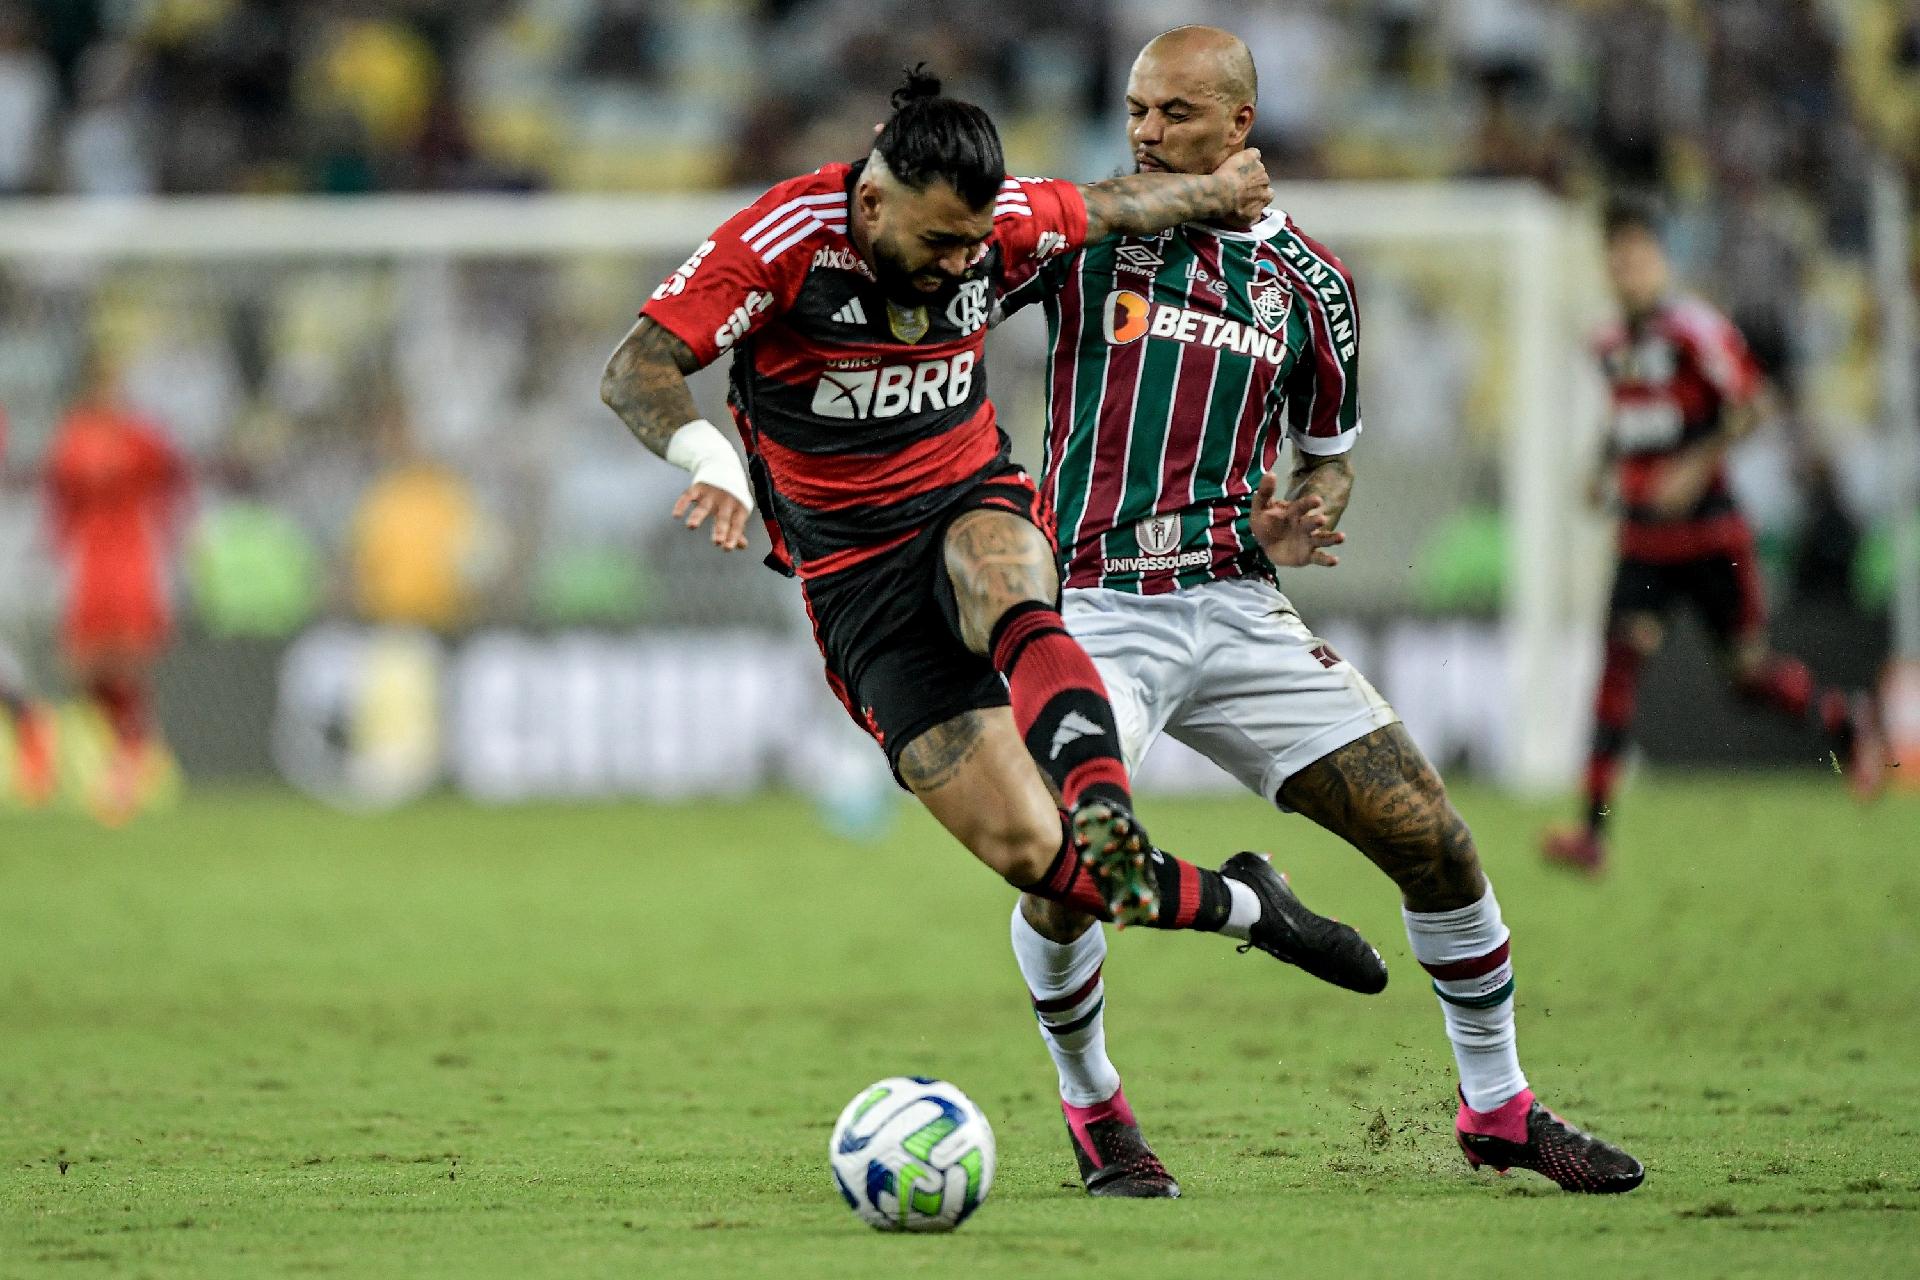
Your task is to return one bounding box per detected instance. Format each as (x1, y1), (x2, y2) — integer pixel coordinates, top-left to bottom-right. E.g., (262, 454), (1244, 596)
(665, 418), (754, 513)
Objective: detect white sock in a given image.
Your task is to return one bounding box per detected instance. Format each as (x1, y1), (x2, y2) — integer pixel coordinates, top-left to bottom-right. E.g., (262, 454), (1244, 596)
(1010, 903), (1120, 1107)
(1402, 885), (1529, 1113)
(1220, 879), (1260, 941)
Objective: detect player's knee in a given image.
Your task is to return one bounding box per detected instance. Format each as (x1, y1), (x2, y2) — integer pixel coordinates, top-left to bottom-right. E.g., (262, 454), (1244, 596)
(1616, 615), (1663, 657)
(1020, 891), (1096, 943)
(944, 514), (1060, 653)
(1726, 641), (1769, 688)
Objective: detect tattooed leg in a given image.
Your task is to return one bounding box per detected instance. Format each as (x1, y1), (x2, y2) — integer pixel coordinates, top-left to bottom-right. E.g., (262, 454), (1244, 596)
(1283, 723), (1540, 1118)
(943, 509), (1135, 819)
(900, 708), (1069, 887)
(1278, 723), (1484, 912)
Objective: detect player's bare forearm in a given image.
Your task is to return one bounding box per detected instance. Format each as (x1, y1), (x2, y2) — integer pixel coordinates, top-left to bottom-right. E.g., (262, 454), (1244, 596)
(1288, 454), (1354, 528)
(599, 318), (705, 458)
(1081, 173), (1223, 241)
(1078, 149), (1269, 241)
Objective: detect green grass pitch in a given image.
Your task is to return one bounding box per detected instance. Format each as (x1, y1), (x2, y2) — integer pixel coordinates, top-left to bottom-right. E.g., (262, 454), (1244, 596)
(3, 777), (1917, 1277)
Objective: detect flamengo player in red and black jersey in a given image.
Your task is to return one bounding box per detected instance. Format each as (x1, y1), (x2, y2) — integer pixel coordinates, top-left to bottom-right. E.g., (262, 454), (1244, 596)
(600, 70), (1387, 987)
(1543, 200), (1886, 873)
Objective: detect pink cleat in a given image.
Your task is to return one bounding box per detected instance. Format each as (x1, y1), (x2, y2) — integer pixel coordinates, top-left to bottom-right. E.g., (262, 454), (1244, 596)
(1542, 827), (1607, 875)
(1457, 1089), (1644, 1193)
(1062, 1084), (1180, 1198)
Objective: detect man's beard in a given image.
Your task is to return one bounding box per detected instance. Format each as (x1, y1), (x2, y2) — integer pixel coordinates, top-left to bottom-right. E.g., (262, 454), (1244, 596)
(870, 243), (969, 307)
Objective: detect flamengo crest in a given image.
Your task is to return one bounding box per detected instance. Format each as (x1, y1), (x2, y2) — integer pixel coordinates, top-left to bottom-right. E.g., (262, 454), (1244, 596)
(945, 278), (991, 335)
(1137, 514), (1181, 556)
(1248, 259), (1292, 332)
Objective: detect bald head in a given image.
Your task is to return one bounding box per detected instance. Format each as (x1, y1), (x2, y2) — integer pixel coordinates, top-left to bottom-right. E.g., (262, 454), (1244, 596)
(1137, 25), (1257, 110)
(1126, 26), (1259, 182)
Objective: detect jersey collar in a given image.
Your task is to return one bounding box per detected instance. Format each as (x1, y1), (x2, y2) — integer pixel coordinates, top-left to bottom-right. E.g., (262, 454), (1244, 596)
(1197, 207), (1285, 242)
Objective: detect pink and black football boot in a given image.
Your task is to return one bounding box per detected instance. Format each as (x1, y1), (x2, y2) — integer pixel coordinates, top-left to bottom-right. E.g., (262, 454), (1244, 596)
(1062, 1085), (1180, 1198)
(1457, 1089), (1644, 1193)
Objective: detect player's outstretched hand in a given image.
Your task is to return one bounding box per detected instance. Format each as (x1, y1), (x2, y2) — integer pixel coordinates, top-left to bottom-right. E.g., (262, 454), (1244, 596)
(673, 482), (751, 551)
(1215, 148), (1272, 225)
(1250, 471), (1344, 568)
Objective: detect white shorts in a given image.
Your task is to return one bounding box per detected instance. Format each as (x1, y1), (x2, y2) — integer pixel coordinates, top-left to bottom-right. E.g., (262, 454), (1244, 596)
(1063, 578), (1399, 805)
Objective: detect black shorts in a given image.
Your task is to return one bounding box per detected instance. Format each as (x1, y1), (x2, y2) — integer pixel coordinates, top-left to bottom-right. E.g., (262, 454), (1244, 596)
(1607, 553), (1767, 648)
(799, 463), (1050, 776)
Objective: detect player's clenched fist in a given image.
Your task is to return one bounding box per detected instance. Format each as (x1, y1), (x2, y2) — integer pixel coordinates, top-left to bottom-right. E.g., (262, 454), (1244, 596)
(1214, 148), (1271, 225)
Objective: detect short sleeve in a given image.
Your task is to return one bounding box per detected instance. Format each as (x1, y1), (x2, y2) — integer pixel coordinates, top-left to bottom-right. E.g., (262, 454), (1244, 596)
(995, 249), (1078, 322)
(1281, 233), (1362, 456)
(1679, 306), (1763, 408)
(994, 177), (1089, 296)
(639, 187), (819, 366)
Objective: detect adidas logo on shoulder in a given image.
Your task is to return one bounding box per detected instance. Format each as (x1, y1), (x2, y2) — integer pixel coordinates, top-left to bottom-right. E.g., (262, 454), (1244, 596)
(831, 298), (867, 326)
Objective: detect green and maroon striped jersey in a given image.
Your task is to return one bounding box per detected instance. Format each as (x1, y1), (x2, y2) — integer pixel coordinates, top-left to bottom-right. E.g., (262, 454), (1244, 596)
(999, 208), (1361, 594)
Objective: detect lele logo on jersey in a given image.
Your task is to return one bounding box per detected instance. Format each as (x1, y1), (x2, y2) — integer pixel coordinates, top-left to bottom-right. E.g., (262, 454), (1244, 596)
(811, 351), (977, 420)
(1101, 290), (1288, 364)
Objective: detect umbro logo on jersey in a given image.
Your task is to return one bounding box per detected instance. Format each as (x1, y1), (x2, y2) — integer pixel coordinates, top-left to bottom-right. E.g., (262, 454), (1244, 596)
(831, 298), (868, 326)
(1115, 243), (1163, 273)
(1049, 711), (1103, 760)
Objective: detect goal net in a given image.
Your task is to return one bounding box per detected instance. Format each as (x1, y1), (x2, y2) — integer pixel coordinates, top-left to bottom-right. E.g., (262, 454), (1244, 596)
(0, 185), (1601, 804)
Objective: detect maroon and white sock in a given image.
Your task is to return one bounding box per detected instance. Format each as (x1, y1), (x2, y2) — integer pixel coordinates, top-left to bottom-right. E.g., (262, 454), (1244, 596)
(1402, 885), (1528, 1113)
(1010, 905), (1118, 1106)
(987, 601), (1130, 812)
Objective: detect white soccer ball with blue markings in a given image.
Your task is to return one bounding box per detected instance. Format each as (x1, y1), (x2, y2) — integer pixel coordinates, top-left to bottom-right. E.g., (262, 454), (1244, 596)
(829, 1076), (995, 1232)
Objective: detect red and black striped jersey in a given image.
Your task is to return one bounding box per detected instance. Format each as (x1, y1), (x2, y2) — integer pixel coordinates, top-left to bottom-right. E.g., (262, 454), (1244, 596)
(641, 162), (1087, 580)
(1596, 295), (1762, 561)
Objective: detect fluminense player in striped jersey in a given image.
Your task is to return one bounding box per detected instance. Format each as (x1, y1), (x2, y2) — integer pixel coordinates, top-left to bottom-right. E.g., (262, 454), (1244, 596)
(995, 26), (1644, 1197)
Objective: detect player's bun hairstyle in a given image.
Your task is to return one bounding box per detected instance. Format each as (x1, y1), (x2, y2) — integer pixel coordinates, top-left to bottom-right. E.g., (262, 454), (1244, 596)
(1602, 193), (1666, 243)
(874, 64), (1005, 211)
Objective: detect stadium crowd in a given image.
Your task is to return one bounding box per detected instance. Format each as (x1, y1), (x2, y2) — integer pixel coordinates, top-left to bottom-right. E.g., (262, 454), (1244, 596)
(0, 0), (1914, 643)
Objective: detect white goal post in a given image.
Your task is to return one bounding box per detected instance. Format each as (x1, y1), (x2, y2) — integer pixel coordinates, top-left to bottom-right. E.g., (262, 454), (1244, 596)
(0, 183), (1597, 795)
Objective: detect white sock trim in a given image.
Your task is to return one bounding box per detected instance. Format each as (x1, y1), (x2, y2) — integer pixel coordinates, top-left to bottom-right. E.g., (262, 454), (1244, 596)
(1400, 883), (1528, 1113)
(1010, 903), (1104, 996)
(1221, 879), (1259, 941)
(1010, 903), (1120, 1106)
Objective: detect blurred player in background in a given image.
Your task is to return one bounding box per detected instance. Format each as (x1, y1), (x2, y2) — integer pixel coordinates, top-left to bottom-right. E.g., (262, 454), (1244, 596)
(997, 26), (1643, 1196)
(0, 407), (54, 806)
(1542, 200), (1886, 873)
(603, 72), (1387, 991)
(44, 359), (189, 822)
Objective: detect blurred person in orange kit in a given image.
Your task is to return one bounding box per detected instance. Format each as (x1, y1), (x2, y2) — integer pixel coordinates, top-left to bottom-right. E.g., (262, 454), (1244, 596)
(43, 358), (189, 822)
(0, 405), (54, 806)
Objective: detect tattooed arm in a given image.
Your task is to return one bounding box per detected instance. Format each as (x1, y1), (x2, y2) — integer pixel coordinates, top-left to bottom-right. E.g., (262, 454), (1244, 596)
(1251, 452), (1354, 570)
(600, 317), (705, 458)
(1290, 452), (1355, 526)
(600, 317), (752, 551)
(1079, 148), (1271, 242)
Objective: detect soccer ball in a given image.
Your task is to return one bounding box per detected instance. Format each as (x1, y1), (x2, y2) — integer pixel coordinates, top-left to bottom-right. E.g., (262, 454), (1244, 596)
(828, 1076), (995, 1232)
